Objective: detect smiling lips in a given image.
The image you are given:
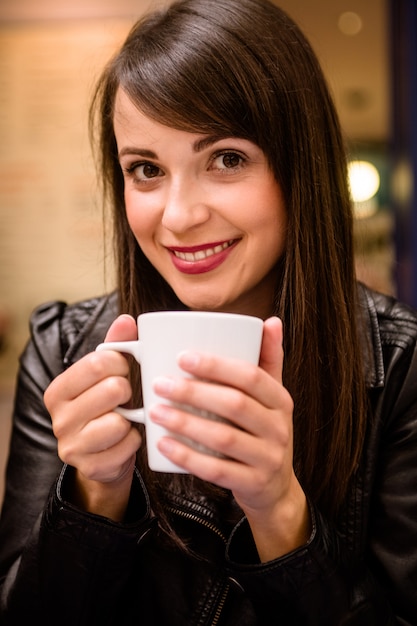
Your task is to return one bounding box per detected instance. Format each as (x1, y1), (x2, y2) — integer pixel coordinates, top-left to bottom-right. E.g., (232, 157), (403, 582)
(168, 239), (238, 274)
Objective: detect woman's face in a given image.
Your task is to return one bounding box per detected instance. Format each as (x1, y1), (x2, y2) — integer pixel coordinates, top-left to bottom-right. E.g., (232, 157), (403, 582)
(114, 89), (287, 318)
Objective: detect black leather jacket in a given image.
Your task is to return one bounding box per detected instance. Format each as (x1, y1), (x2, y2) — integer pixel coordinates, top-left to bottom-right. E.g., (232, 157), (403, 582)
(1, 285), (417, 625)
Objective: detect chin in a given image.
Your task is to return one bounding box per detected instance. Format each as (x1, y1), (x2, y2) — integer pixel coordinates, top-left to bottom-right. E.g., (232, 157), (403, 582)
(177, 294), (232, 313)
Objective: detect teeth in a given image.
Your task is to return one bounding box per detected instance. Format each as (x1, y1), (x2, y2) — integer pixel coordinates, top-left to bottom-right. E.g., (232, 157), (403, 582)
(173, 240), (233, 262)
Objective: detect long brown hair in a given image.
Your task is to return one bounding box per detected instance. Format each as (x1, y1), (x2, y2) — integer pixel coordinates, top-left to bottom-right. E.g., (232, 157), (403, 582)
(90, 0), (368, 522)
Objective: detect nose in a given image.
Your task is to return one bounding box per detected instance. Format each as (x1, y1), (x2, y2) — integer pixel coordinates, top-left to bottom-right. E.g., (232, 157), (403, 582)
(161, 177), (210, 233)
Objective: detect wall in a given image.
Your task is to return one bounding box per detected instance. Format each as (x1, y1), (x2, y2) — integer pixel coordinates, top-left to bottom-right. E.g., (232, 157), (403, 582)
(0, 19), (134, 385)
(0, 17), (135, 502)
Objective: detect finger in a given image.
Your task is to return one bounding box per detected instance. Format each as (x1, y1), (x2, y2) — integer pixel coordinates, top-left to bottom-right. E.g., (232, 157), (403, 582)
(51, 374), (132, 438)
(152, 375), (264, 433)
(174, 317), (284, 407)
(60, 412), (141, 458)
(67, 430), (141, 484)
(156, 435), (257, 492)
(45, 350), (130, 409)
(175, 352), (286, 412)
(259, 317), (284, 383)
(150, 401), (278, 465)
(104, 314), (138, 342)
(45, 314), (137, 408)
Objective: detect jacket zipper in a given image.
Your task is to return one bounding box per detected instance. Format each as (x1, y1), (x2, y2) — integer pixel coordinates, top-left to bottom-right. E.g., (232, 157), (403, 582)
(211, 581), (230, 626)
(168, 506), (230, 625)
(168, 506), (228, 544)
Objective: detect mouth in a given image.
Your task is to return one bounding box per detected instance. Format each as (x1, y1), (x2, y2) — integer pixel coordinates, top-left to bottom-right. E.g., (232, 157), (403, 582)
(170, 239), (236, 262)
(167, 239), (239, 274)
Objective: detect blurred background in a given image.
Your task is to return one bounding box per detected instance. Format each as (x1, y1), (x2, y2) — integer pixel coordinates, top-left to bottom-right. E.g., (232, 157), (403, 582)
(0, 0), (416, 500)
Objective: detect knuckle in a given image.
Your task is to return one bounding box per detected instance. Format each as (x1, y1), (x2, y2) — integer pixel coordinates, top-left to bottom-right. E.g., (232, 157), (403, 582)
(89, 350), (128, 378)
(216, 425), (238, 452)
(44, 375), (66, 412)
(103, 376), (131, 405)
(244, 364), (262, 388)
(270, 417), (291, 450)
(252, 470), (268, 492)
(52, 420), (63, 440)
(282, 388), (294, 413)
(82, 458), (101, 481)
(51, 412), (69, 440)
(281, 424), (292, 447)
(115, 412), (133, 435)
(227, 390), (248, 419)
(127, 427), (142, 451)
(270, 447), (284, 470)
(207, 463), (228, 486)
(43, 385), (54, 410)
(83, 455), (119, 483)
(57, 439), (76, 465)
(267, 440), (288, 473)
(88, 351), (112, 378)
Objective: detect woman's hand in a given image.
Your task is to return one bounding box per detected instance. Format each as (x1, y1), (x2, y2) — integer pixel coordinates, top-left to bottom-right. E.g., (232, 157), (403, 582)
(149, 317), (311, 561)
(44, 315), (142, 521)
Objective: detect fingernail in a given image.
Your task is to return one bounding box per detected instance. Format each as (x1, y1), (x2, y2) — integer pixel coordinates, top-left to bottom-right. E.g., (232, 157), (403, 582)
(149, 404), (172, 424)
(178, 351), (200, 368)
(153, 376), (175, 394)
(158, 438), (175, 454)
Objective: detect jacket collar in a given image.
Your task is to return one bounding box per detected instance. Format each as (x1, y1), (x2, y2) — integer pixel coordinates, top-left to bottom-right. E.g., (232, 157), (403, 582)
(358, 283), (385, 389)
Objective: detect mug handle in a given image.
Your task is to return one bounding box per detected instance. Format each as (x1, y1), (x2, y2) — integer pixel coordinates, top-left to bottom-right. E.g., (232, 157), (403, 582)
(95, 341), (145, 423)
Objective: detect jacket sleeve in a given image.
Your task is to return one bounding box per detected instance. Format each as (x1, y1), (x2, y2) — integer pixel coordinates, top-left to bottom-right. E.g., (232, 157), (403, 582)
(225, 505), (393, 625)
(225, 338), (417, 626)
(2, 465), (154, 626)
(0, 301), (67, 604)
(0, 300), (155, 625)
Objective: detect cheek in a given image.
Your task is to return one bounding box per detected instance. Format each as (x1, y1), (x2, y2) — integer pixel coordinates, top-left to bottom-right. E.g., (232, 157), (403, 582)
(124, 193), (154, 243)
(249, 194), (287, 244)
(249, 204), (287, 266)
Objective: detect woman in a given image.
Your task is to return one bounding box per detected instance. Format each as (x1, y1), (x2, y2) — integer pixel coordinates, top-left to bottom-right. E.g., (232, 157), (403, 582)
(0, 0), (416, 623)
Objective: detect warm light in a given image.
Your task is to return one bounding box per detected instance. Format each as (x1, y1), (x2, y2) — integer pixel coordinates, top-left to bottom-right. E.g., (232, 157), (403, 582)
(348, 160), (380, 203)
(338, 12), (363, 36)
(391, 159), (413, 206)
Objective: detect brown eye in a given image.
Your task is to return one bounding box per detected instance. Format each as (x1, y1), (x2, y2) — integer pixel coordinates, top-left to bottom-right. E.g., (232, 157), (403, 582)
(212, 151), (245, 172)
(222, 153), (241, 168)
(140, 163), (160, 178)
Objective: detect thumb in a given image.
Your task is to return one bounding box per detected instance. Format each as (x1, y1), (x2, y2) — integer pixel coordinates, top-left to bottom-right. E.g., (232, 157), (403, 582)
(104, 314), (138, 343)
(259, 316), (284, 383)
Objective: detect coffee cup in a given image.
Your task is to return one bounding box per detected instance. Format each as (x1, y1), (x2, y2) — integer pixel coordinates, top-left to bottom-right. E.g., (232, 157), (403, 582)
(96, 310), (263, 473)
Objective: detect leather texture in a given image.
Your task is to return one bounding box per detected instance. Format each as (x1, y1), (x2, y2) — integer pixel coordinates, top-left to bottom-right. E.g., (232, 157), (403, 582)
(0, 285), (416, 625)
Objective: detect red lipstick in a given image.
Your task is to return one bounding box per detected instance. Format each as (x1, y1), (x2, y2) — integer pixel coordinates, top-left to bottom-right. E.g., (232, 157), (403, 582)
(168, 239), (238, 274)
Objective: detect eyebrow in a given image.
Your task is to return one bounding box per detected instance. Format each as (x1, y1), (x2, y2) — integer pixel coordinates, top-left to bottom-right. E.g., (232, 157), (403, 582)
(118, 147), (157, 160)
(193, 134), (229, 153)
(118, 134), (231, 161)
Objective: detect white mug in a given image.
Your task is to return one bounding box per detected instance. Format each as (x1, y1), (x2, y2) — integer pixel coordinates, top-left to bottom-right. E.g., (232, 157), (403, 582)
(96, 310), (263, 473)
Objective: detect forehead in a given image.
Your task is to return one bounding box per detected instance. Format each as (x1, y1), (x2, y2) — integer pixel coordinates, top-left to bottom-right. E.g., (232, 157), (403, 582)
(113, 89), (178, 147)
(114, 88), (147, 126)
(113, 88), (238, 157)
